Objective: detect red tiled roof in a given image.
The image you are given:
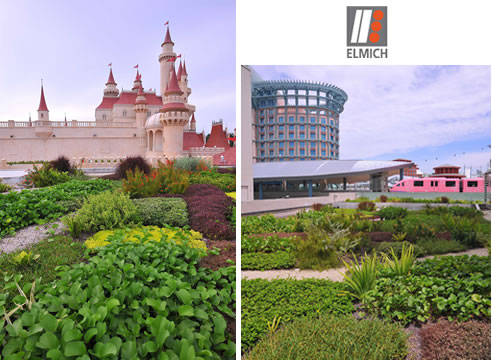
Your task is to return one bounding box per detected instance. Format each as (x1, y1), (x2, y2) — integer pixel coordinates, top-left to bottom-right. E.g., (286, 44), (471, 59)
(162, 27), (173, 45)
(96, 96), (119, 110)
(165, 65), (183, 95)
(106, 68), (116, 85)
(206, 123), (230, 148)
(38, 85), (49, 111)
(183, 132), (205, 150)
(213, 147), (236, 166)
(103, 91), (162, 108)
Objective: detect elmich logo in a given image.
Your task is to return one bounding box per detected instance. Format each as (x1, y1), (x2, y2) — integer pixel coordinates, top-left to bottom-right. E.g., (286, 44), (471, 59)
(347, 6), (388, 58)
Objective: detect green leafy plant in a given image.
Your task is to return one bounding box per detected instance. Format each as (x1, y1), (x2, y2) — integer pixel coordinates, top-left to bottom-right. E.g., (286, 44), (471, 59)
(63, 191), (138, 236)
(340, 252), (379, 300)
(133, 197), (188, 227)
(416, 237), (465, 255)
(242, 214), (297, 235)
(383, 242), (415, 276)
(358, 201), (376, 212)
(241, 279), (354, 351)
(122, 167), (160, 198)
(173, 157), (211, 172)
(241, 251), (296, 270)
(244, 315), (408, 360)
(392, 232), (407, 242)
(0, 179), (13, 193)
(376, 241), (425, 258)
(23, 163), (71, 188)
(241, 235), (297, 254)
(189, 170), (236, 192)
(377, 206), (408, 220)
(9, 250), (40, 266)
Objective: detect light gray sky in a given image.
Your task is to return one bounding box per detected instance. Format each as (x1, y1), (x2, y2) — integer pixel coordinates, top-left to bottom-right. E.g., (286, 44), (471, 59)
(253, 65), (491, 174)
(0, 0), (236, 134)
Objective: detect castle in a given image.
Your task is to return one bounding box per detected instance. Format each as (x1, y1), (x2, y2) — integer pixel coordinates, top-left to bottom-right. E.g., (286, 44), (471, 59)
(0, 26), (234, 166)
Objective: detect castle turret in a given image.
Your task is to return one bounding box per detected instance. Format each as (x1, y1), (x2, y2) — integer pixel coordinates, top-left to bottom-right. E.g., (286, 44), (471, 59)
(160, 64), (189, 157)
(158, 26), (176, 100)
(134, 85), (148, 151)
(190, 113), (196, 131)
(104, 67), (119, 97)
(132, 70), (142, 91)
(37, 82), (49, 121)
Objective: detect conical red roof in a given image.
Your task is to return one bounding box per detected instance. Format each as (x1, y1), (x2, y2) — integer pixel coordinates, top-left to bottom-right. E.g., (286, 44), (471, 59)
(106, 68), (116, 85)
(191, 113), (196, 122)
(182, 61), (188, 76)
(165, 65), (183, 96)
(136, 85), (147, 104)
(177, 62), (183, 81)
(162, 27), (173, 45)
(38, 85), (49, 112)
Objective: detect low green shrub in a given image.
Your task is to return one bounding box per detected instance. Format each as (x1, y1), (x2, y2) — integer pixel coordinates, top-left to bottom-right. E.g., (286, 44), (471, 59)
(133, 197), (188, 227)
(0, 239), (236, 359)
(0, 180), (12, 193)
(416, 237), (466, 255)
(230, 205), (236, 228)
(244, 315), (408, 360)
(23, 163), (71, 188)
(241, 215), (297, 235)
(377, 206), (408, 220)
(189, 171), (235, 192)
(341, 252), (379, 300)
(63, 191), (138, 236)
(363, 255), (491, 325)
(173, 157), (210, 172)
(241, 235), (297, 254)
(241, 251), (296, 270)
(0, 179), (115, 238)
(241, 279), (354, 351)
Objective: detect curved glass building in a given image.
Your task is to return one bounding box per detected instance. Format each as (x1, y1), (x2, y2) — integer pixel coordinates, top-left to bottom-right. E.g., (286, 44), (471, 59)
(252, 80), (347, 162)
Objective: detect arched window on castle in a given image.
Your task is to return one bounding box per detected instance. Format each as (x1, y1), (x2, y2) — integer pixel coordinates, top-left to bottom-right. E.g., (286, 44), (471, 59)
(123, 110), (127, 117)
(41, 113), (44, 118)
(102, 114), (107, 120)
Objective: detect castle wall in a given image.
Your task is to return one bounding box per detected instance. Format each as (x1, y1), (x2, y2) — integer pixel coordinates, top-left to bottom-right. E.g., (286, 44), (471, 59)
(0, 125), (144, 161)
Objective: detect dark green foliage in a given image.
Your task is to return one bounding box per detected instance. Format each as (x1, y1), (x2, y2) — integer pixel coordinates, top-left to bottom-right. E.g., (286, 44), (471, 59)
(230, 206), (236, 229)
(115, 156), (151, 179)
(376, 241), (425, 258)
(50, 155), (73, 174)
(173, 157), (210, 172)
(0, 239), (236, 359)
(133, 197), (188, 228)
(241, 235), (297, 254)
(0, 180), (12, 193)
(241, 279), (354, 351)
(441, 196), (449, 203)
(363, 255), (491, 325)
(189, 171), (235, 192)
(0, 179), (115, 238)
(244, 315), (408, 360)
(241, 215), (297, 235)
(241, 251), (296, 270)
(416, 237), (466, 255)
(377, 206), (408, 220)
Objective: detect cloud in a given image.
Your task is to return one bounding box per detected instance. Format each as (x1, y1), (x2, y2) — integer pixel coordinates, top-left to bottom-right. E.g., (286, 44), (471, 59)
(252, 65), (491, 160)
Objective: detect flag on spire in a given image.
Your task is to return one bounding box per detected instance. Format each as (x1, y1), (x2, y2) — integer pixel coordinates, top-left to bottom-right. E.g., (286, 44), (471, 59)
(133, 64), (139, 69)
(164, 21), (169, 25)
(108, 62), (112, 67)
(176, 54), (182, 58)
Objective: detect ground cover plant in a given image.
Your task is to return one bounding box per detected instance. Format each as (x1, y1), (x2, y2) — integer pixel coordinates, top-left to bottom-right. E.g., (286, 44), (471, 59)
(63, 191), (139, 237)
(241, 278), (354, 351)
(0, 239), (236, 359)
(241, 215), (297, 235)
(183, 184), (234, 240)
(23, 163), (71, 188)
(133, 197), (188, 228)
(241, 251), (296, 270)
(0, 179), (115, 238)
(420, 318), (491, 360)
(0, 179), (12, 193)
(347, 196), (481, 204)
(363, 255), (491, 325)
(244, 315), (408, 360)
(84, 226), (206, 252)
(189, 171), (235, 192)
(173, 157), (210, 172)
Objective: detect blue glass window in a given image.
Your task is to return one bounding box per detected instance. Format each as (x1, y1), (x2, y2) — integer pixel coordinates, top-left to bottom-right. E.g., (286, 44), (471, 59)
(260, 135), (264, 140)
(321, 118), (326, 124)
(279, 125), (284, 131)
(310, 125), (316, 131)
(321, 134), (326, 140)
(321, 142), (326, 148)
(299, 141), (305, 147)
(311, 149), (316, 155)
(321, 150), (326, 156)
(300, 125), (305, 131)
(279, 141), (284, 147)
(261, 151), (265, 156)
(261, 143), (265, 148)
(300, 133), (305, 139)
(278, 116), (284, 123)
(269, 117), (274, 123)
(310, 134), (315, 139)
(289, 133), (294, 139)
(289, 116), (294, 123)
(289, 149), (294, 156)
(299, 116), (305, 123)
(289, 141), (294, 147)
(289, 125), (294, 131)
(279, 150), (284, 156)
(310, 117), (316, 123)
(279, 134), (284, 139)
(269, 150), (274, 156)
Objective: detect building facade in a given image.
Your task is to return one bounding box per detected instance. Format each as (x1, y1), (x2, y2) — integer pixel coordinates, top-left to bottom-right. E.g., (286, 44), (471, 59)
(0, 26), (232, 165)
(392, 158), (422, 177)
(251, 80), (347, 163)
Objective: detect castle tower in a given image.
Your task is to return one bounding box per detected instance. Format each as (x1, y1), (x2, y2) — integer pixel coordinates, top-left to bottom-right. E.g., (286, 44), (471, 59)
(158, 26), (176, 100)
(190, 113), (196, 131)
(37, 82), (49, 121)
(160, 64), (189, 157)
(104, 67), (119, 97)
(132, 70), (142, 90)
(134, 85), (148, 150)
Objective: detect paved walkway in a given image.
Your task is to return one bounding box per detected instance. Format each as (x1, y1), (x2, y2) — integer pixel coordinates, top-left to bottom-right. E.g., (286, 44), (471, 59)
(241, 248), (489, 281)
